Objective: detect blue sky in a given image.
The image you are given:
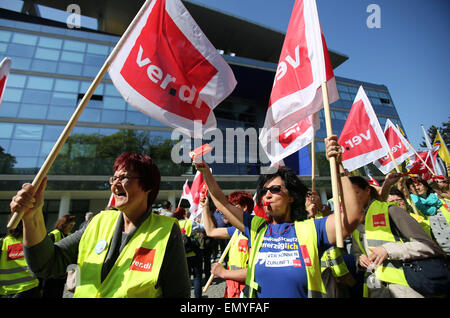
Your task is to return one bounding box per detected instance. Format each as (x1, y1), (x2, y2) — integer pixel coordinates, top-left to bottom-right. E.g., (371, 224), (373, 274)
(187, 0), (450, 150)
(1, 0), (448, 150)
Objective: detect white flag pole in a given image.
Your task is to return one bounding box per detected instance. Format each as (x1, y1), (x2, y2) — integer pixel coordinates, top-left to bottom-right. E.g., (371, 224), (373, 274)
(8, 0), (154, 229)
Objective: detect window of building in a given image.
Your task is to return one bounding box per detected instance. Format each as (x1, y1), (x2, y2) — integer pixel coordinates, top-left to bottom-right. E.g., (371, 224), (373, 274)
(18, 103), (48, 119)
(54, 78), (79, 92)
(31, 59), (58, 73)
(63, 40), (86, 52)
(57, 61), (82, 75)
(60, 51), (84, 63)
(35, 47), (60, 61)
(22, 89), (51, 105)
(0, 123), (14, 139)
(27, 76), (54, 91)
(0, 30), (12, 42)
(38, 36), (63, 49)
(12, 33), (37, 46)
(7, 43), (35, 58)
(43, 125), (64, 141)
(6, 74), (27, 88)
(3, 87), (22, 102)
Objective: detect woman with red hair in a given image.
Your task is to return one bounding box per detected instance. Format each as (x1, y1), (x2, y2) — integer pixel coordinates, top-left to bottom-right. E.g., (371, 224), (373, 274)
(10, 152), (190, 298)
(200, 190), (253, 298)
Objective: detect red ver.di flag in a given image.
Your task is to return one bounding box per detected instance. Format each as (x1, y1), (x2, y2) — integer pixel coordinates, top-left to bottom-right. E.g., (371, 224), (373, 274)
(108, 0), (237, 138)
(0, 57), (11, 108)
(373, 119), (414, 174)
(338, 86), (389, 172)
(259, 0), (338, 163)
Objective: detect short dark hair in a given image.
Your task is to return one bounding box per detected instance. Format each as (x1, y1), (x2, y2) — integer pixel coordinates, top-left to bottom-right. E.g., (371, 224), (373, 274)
(389, 187), (406, 201)
(349, 176), (378, 199)
(405, 177), (433, 196)
(113, 152), (160, 207)
(255, 166), (308, 222)
(161, 200), (172, 209)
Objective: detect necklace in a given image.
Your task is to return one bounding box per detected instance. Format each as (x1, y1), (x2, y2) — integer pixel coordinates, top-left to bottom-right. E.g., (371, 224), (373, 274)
(267, 222), (294, 236)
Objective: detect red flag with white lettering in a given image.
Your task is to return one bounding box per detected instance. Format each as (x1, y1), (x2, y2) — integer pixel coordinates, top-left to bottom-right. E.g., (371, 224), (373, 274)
(338, 86), (389, 171)
(373, 119), (414, 174)
(108, 0), (237, 138)
(259, 0), (338, 164)
(0, 57), (11, 108)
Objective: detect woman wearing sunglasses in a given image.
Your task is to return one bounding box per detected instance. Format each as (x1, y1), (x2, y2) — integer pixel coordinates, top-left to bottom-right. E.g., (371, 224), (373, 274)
(194, 135), (364, 298)
(10, 152), (190, 298)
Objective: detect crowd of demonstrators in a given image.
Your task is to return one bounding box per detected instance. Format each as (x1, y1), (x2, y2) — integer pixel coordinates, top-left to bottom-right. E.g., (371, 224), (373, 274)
(0, 218), (40, 298)
(173, 206), (205, 298)
(200, 190), (253, 298)
(4, 141), (450, 298)
(8, 152), (190, 298)
(194, 135), (363, 298)
(350, 175), (444, 298)
(42, 214), (76, 298)
(405, 177), (450, 256)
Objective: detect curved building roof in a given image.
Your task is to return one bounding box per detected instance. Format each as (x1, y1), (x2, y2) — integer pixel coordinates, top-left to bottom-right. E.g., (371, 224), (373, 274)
(29, 0), (348, 67)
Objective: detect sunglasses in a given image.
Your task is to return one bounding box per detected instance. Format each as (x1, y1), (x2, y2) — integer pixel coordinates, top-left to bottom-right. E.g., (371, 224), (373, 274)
(260, 185), (286, 196)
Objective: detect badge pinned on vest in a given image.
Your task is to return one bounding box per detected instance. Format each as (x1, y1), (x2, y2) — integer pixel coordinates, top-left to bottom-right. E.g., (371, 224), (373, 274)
(95, 240), (107, 254)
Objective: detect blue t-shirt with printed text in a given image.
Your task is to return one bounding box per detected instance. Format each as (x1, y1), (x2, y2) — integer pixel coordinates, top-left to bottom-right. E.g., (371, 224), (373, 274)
(243, 213), (331, 298)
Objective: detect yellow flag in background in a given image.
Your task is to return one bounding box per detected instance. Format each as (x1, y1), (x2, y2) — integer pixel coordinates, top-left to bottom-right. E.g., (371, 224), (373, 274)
(433, 131), (450, 175)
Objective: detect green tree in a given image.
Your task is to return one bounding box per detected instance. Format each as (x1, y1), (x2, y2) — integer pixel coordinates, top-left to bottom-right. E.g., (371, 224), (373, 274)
(0, 146), (16, 174)
(49, 129), (190, 176)
(420, 117), (450, 148)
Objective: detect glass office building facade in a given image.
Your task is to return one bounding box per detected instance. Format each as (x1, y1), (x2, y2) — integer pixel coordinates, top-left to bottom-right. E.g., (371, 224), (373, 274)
(0, 11), (405, 232)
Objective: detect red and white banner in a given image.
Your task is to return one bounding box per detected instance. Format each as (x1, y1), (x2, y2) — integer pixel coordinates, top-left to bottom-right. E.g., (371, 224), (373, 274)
(407, 149), (439, 180)
(108, 0), (236, 138)
(259, 0), (338, 164)
(107, 193), (115, 208)
(188, 170), (207, 220)
(0, 57), (11, 108)
(338, 86), (389, 171)
(180, 179), (191, 203)
(373, 119), (414, 174)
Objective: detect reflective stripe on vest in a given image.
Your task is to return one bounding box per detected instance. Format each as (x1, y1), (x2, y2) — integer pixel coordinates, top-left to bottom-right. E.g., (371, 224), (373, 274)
(228, 230), (249, 270)
(320, 246), (349, 278)
(49, 229), (64, 242)
(365, 201), (409, 287)
(74, 210), (175, 298)
(244, 216), (326, 298)
(0, 236), (38, 295)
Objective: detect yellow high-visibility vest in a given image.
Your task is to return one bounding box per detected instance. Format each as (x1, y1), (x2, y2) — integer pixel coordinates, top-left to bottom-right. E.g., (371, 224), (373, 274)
(0, 235), (39, 295)
(74, 210), (175, 298)
(244, 216), (326, 298)
(364, 201), (409, 288)
(227, 229), (249, 270)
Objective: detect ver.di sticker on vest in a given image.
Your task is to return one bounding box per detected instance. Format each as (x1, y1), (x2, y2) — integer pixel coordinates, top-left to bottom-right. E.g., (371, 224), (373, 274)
(129, 247), (156, 272)
(372, 214), (386, 227)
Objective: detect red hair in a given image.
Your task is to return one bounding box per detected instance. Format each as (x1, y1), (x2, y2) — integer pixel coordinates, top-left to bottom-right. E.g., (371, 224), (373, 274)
(173, 207), (187, 220)
(227, 191), (254, 213)
(113, 152), (160, 207)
